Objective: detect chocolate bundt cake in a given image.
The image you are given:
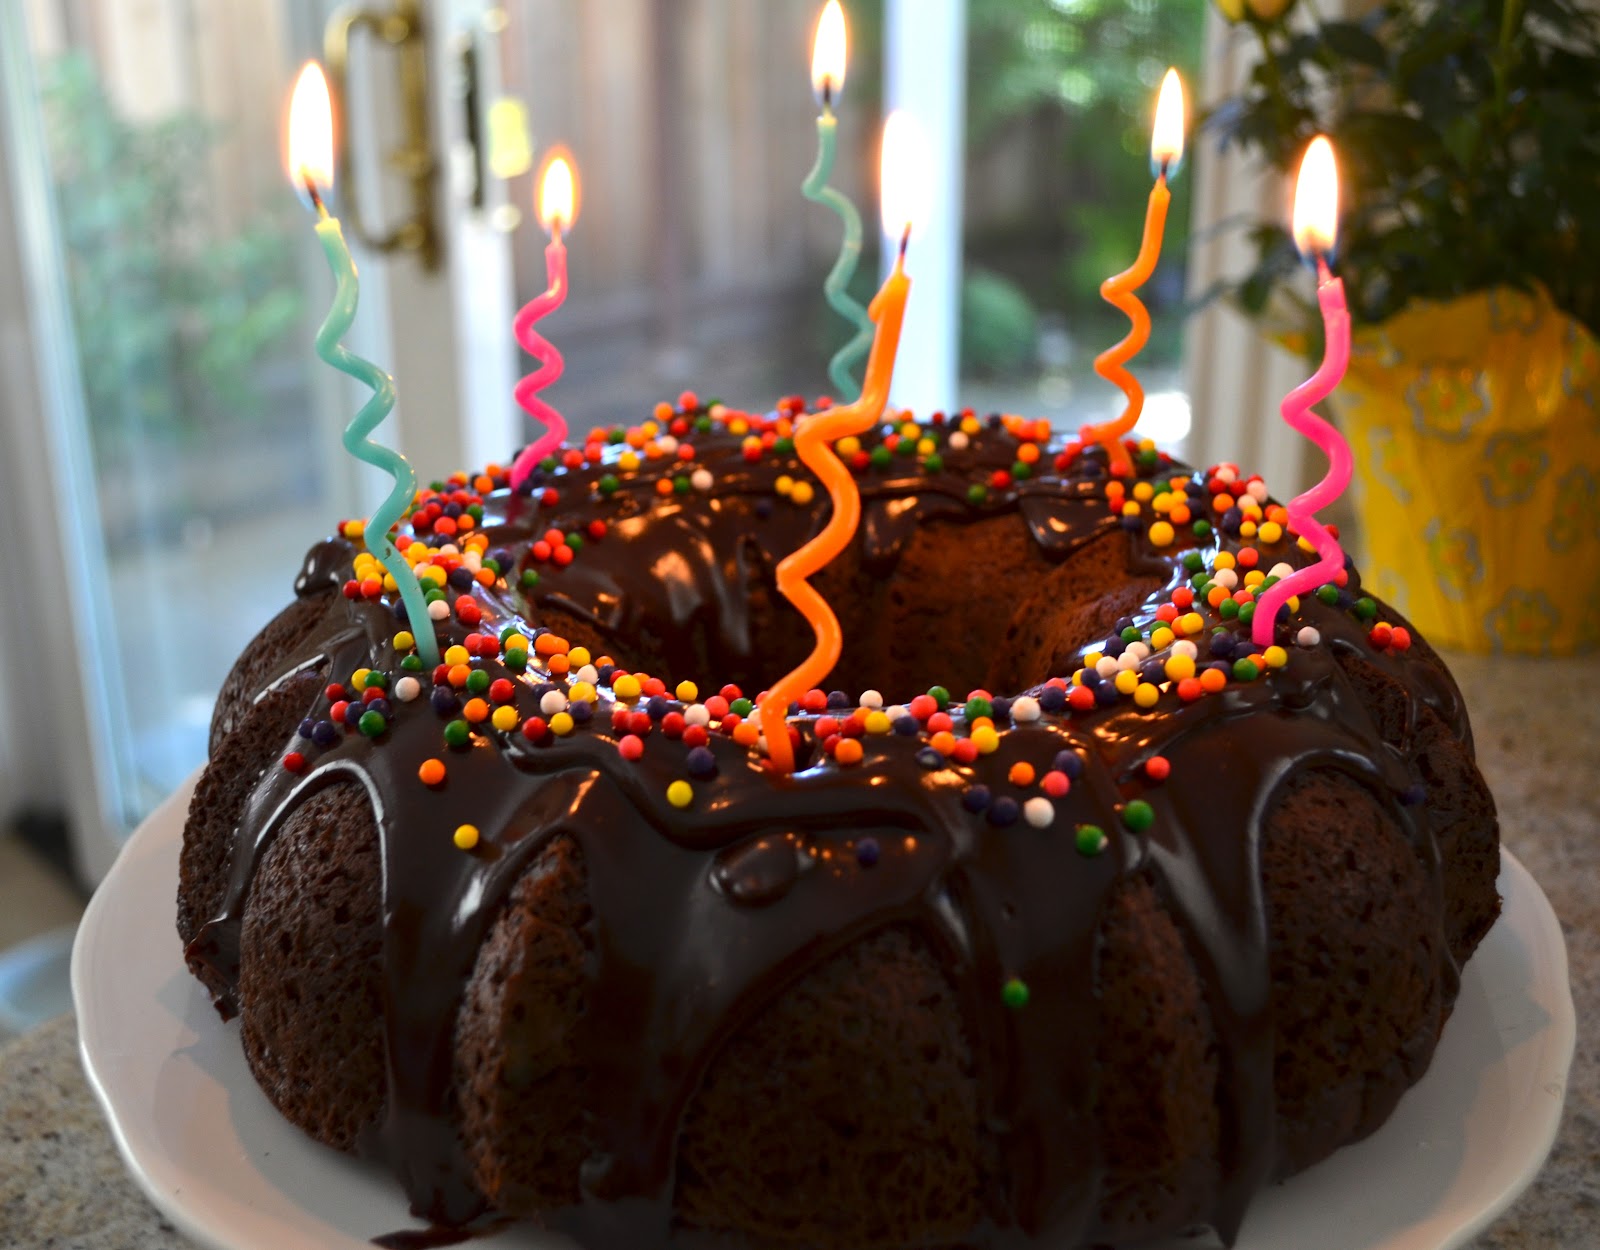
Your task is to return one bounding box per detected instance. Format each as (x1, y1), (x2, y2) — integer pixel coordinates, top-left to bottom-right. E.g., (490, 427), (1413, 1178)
(178, 397), (1500, 1250)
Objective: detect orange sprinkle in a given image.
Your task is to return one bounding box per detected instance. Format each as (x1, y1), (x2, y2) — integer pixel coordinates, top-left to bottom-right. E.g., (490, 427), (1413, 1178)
(534, 633), (569, 656)
(418, 758), (446, 785)
(1008, 761), (1036, 787)
(462, 698), (489, 723)
(1199, 667), (1228, 694)
(447, 663), (471, 688)
(833, 738), (864, 766)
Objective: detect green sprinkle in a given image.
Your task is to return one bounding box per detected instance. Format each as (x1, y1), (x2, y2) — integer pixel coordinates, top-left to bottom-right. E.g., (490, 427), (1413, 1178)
(1075, 823), (1107, 857)
(400, 654), (424, 672)
(1138, 447), (1159, 468)
(927, 685), (951, 709)
(1002, 978), (1031, 1009)
(1193, 520), (1213, 537)
(774, 436), (794, 455)
(521, 569), (540, 589)
(896, 437), (917, 456)
(1220, 598), (1240, 620)
(869, 445), (893, 469)
(1122, 800), (1155, 832)
(673, 475), (691, 495)
(607, 427), (626, 444)
(964, 696), (993, 721)
(694, 415), (713, 433)
(1232, 658), (1260, 681)
(1121, 626), (1142, 643)
(966, 483), (989, 505)
(424, 588), (448, 604)
(504, 648), (528, 671)
(363, 670), (389, 690)
(1317, 583), (1341, 605)
(921, 453), (944, 473)
(565, 532), (584, 552)
(499, 623), (524, 642)
(443, 719), (472, 748)
(1355, 596), (1378, 621)
(729, 697), (754, 718)
(1011, 460), (1032, 479)
(599, 474), (620, 496)
(540, 455), (558, 472)
(358, 710), (387, 737)
(466, 669), (491, 695)
(467, 503), (484, 521)
(1238, 601), (1256, 624)
(1183, 552), (1205, 573)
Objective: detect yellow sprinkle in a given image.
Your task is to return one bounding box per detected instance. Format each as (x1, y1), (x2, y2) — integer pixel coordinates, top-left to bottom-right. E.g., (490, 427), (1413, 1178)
(393, 631), (415, 651)
(550, 711), (575, 736)
(1244, 570), (1267, 588)
(453, 824), (480, 851)
(1164, 654), (1196, 682)
(613, 674), (642, 701)
(343, 520), (366, 539)
(675, 680), (699, 702)
(1259, 521), (1284, 544)
(864, 710), (892, 735)
(1150, 626), (1175, 651)
(1114, 668), (1139, 695)
(568, 681), (597, 703)
(1132, 481), (1154, 503)
(961, 415), (981, 434)
(1178, 611), (1205, 636)
(619, 451), (640, 472)
(917, 437), (935, 455)
(1239, 520), (1258, 538)
(351, 668), (371, 689)
(568, 645), (590, 667)
(503, 634), (529, 654)
(1121, 501), (1142, 518)
(1134, 682), (1160, 709)
(491, 706), (519, 732)
(1152, 492), (1173, 514)
(383, 572), (398, 592)
(444, 645), (470, 666)
(1264, 645), (1289, 669)
(1070, 669), (1085, 687)
(972, 725), (1001, 754)
(900, 421), (919, 439)
(1298, 534), (1316, 553)
(728, 418), (749, 436)
(1138, 437), (1156, 452)
(836, 436), (861, 457)
(667, 780), (693, 808)
(790, 480), (815, 506)
(775, 475), (794, 496)
(1214, 551), (1237, 570)
(1148, 520), (1175, 547)
(1084, 651), (1104, 668)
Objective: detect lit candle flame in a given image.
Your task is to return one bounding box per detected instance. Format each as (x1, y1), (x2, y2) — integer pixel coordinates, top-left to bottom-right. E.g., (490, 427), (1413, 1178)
(286, 61), (335, 203)
(1293, 135), (1340, 258)
(811, 1), (847, 106)
(879, 110), (931, 248)
(1151, 68), (1185, 176)
(537, 148), (579, 238)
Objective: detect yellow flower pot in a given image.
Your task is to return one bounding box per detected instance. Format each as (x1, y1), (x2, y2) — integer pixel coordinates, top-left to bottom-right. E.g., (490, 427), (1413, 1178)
(1316, 288), (1600, 654)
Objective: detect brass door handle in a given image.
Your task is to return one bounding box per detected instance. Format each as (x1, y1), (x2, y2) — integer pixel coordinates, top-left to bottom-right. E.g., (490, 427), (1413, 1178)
(325, 0), (439, 270)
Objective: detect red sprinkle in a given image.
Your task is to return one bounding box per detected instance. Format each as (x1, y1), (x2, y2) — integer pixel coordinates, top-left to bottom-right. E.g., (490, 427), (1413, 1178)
(1144, 755), (1171, 782)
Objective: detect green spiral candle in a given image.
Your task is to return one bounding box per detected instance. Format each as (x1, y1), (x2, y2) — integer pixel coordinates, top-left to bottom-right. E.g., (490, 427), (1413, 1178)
(805, 1), (873, 399)
(311, 200), (440, 670)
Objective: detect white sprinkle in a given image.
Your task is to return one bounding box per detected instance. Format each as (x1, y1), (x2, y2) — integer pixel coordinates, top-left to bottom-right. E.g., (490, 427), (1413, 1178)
(1247, 480), (1269, 503)
(656, 435), (678, 455)
(1024, 796), (1055, 828)
(886, 704), (911, 723)
(1125, 641), (1151, 661)
(462, 551), (483, 572)
(394, 675), (421, 702)
(540, 690), (568, 716)
(1212, 568), (1239, 590)
(1269, 562), (1296, 581)
(709, 403), (727, 418)
(1172, 639), (1198, 659)
(684, 703), (711, 727)
(859, 689), (884, 709)
(1297, 626), (1322, 647)
(427, 600), (450, 621)
(1215, 466), (1237, 483)
(1010, 695), (1041, 722)
(1116, 653), (1140, 672)
(1095, 656), (1120, 679)
(439, 542), (461, 556)
(576, 664), (599, 684)
(949, 430), (970, 451)
(691, 468), (714, 492)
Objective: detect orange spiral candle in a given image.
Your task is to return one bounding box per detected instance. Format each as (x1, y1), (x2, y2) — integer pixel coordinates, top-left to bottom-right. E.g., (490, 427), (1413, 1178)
(760, 111), (926, 774)
(1084, 69), (1184, 476)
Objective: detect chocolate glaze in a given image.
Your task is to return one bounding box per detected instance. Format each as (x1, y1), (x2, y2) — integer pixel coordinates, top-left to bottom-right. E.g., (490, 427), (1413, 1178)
(187, 414), (1470, 1250)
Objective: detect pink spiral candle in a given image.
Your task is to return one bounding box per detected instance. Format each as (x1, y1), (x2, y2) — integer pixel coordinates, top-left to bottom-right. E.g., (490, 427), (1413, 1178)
(1251, 257), (1353, 647)
(508, 234), (569, 491)
(510, 152), (578, 493)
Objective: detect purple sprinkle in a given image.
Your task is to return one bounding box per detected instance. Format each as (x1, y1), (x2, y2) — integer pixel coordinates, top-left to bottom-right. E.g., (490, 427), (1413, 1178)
(987, 796), (1020, 827)
(1054, 749), (1084, 779)
(686, 745), (717, 777)
(855, 837), (881, 867)
(963, 785), (992, 813)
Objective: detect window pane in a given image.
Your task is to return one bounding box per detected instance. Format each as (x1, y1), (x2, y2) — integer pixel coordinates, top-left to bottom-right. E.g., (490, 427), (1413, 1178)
(22, 0), (350, 824)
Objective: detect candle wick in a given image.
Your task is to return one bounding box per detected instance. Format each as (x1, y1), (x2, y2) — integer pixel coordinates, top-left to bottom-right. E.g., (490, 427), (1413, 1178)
(898, 223), (910, 259)
(822, 79), (833, 111)
(301, 169), (328, 219)
(1159, 158), (1170, 182)
(1315, 251), (1333, 285)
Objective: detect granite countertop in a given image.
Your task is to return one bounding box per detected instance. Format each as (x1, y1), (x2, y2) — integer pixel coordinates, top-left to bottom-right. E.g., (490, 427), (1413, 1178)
(1, 651), (1595, 1249)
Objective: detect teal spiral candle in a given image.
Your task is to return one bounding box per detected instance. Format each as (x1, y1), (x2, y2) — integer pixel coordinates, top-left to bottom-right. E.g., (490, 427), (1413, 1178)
(806, 2), (873, 400)
(312, 207), (441, 669)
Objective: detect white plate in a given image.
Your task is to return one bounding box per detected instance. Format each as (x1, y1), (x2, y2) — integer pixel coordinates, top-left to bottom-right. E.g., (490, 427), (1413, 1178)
(74, 770), (1575, 1250)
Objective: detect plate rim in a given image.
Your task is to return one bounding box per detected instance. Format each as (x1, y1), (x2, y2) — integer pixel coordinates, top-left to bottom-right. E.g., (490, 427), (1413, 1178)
(72, 772), (1577, 1250)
